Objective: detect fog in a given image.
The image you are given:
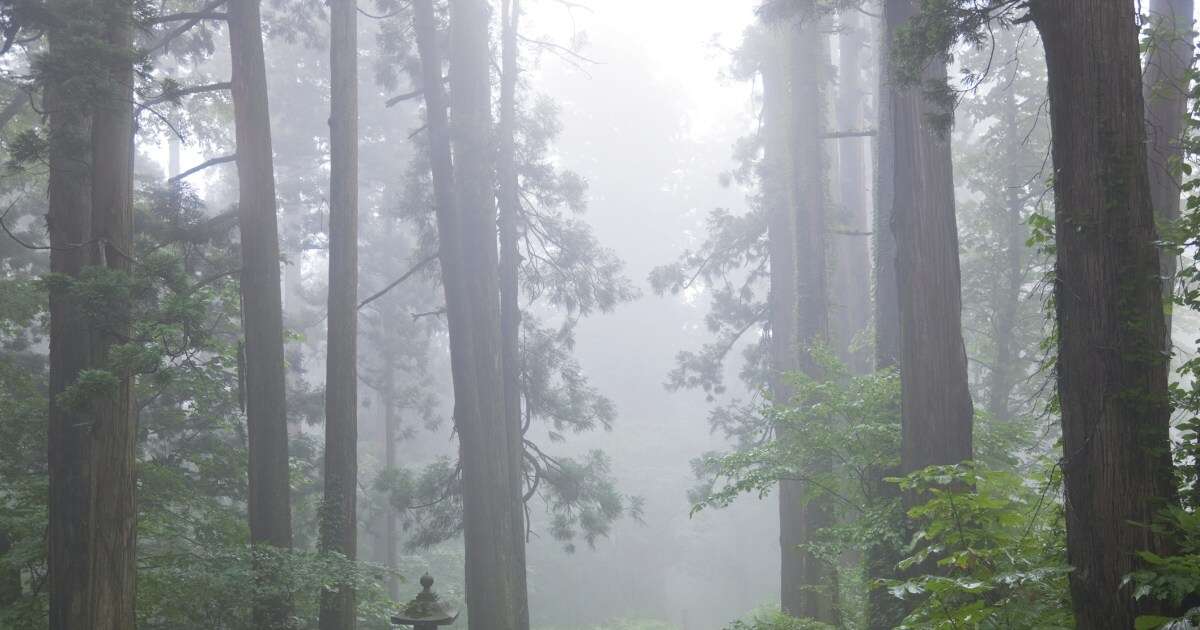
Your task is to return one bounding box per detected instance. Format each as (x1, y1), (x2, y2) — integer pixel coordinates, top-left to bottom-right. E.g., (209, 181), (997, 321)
(3, 0), (1200, 629)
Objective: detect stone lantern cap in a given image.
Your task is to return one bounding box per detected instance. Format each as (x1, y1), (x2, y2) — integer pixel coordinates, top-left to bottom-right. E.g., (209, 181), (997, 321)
(391, 574), (459, 628)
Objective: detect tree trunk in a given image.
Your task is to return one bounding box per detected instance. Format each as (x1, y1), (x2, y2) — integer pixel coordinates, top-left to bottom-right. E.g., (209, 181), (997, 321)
(383, 364), (401, 601)
(1144, 0), (1193, 347)
(413, 0), (529, 627)
(831, 10), (872, 376)
(766, 21), (838, 623)
(0, 533), (18, 607)
(318, 0), (359, 624)
(890, 0), (973, 476)
(763, 25), (802, 619)
(1029, 1), (1180, 626)
(497, 7), (530, 630)
(985, 85), (1025, 422)
(46, 0), (138, 625)
(229, 0), (294, 624)
(865, 7), (904, 629)
(790, 21), (839, 624)
(872, 33), (899, 373)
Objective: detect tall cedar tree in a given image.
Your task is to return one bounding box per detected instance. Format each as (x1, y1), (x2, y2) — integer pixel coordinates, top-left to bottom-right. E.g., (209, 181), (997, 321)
(1028, 0), (1179, 625)
(763, 25), (801, 619)
(872, 6), (900, 373)
(450, 0), (529, 623)
(319, 0), (359, 624)
(831, 10), (872, 376)
(984, 66), (1029, 422)
(381, 355), (402, 600)
(413, 0), (529, 627)
(866, 2), (904, 626)
(763, 19), (839, 622)
(1144, 0), (1194, 337)
(498, 6), (530, 629)
(46, 0), (137, 624)
(229, 0), (294, 624)
(864, 3), (902, 624)
(790, 21), (839, 623)
(888, 0), (973, 475)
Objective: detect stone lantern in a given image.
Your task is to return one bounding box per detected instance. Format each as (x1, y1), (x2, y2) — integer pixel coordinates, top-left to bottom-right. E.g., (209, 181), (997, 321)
(392, 574), (459, 630)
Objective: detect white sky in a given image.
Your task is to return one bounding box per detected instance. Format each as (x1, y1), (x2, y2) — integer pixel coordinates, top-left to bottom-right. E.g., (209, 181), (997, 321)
(524, 0), (757, 141)
(154, 0), (758, 187)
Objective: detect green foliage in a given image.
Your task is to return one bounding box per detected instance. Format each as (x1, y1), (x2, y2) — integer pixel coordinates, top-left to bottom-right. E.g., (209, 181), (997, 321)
(55, 367), (121, 411)
(536, 617), (680, 630)
(389, 35), (640, 551)
(691, 352), (900, 516)
(724, 608), (836, 630)
(692, 348), (1056, 629)
(1126, 509), (1200, 629)
(0, 184), (416, 628)
(886, 463), (1071, 629)
(138, 544), (397, 630)
(952, 26), (1055, 425)
(0, 354), (49, 629)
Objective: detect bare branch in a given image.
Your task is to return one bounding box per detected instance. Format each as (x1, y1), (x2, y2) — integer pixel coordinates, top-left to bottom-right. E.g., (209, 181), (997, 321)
(516, 33), (599, 65)
(385, 89), (423, 107)
(0, 89), (27, 132)
(0, 201), (50, 251)
(358, 0), (410, 19)
(412, 307), (446, 321)
(170, 154), (237, 182)
(357, 252), (439, 310)
(822, 129), (876, 139)
(386, 76), (448, 107)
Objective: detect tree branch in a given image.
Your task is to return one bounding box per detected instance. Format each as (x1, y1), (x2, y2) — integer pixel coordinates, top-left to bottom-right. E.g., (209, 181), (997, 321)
(822, 129), (876, 139)
(0, 201), (50, 251)
(357, 252), (439, 310)
(385, 89), (423, 107)
(516, 33), (599, 65)
(145, 10), (227, 25)
(142, 0), (228, 54)
(0, 89), (28, 132)
(170, 154), (236, 181)
(412, 307), (446, 321)
(140, 81), (231, 108)
(386, 76), (448, 107)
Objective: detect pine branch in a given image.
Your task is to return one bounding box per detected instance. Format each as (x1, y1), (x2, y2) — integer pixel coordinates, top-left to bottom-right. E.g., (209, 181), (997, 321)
(145, 10), (228, 25)
(140, 81), (231, 108)
(143, 0), (228, 54)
